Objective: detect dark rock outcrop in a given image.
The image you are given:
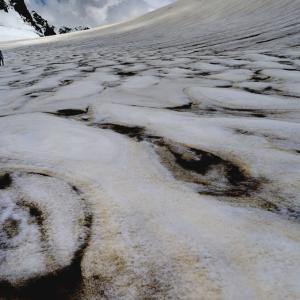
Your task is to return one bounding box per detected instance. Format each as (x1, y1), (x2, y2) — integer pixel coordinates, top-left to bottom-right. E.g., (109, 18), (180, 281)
(0, 0), (8, 12)
(1, 0), (89, 38)
(59, 26), (90, 35)
(9, 0), (56, 36)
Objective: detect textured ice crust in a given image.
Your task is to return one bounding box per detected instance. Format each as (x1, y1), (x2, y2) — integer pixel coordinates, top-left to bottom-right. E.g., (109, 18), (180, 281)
(0, 0), (300, 299)
(0, 172), (88, 284)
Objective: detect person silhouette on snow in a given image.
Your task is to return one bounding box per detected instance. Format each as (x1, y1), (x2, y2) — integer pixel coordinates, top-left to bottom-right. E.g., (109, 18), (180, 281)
(0, 50), (4, 66)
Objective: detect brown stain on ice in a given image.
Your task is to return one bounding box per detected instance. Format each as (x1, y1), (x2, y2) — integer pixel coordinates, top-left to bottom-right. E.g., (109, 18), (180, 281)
(79, 186), (223, 299)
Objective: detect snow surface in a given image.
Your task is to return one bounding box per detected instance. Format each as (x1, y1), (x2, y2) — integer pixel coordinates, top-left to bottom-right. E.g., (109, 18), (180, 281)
(0, 8), (39, 42)
(0, 0), (300, 299)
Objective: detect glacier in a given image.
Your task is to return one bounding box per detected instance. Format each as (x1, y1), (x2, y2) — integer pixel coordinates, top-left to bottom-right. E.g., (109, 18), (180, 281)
(0, 0), (300, 299)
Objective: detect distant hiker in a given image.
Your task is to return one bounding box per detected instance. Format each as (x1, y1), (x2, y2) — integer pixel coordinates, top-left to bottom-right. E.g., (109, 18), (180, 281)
(0, 50), (4, 66)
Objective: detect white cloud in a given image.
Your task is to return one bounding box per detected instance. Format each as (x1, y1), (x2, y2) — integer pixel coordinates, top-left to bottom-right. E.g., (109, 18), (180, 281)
(25, 0), (174, 27)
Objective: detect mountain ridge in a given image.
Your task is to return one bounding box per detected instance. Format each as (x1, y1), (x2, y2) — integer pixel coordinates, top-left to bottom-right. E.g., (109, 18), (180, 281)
(0, 0), (55, 37)
(0, 0), (90, 41)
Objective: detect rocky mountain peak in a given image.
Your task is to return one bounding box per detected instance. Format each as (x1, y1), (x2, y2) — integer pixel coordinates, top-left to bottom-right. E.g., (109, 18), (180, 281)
(0, 0), (89, 40)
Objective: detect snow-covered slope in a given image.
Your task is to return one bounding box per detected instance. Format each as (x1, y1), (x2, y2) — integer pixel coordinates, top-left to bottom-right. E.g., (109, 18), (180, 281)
(0, 0), (56, 41)
(0, 0), (300, 299)
(0, 1), (38, 41)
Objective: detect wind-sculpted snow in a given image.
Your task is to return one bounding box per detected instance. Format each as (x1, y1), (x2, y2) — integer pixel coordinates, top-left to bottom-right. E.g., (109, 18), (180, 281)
(0, 171), (91, 284)
(0, 0), (300, 299)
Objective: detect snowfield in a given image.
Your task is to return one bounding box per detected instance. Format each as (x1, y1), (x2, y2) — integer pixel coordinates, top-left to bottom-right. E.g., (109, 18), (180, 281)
(0, 8), (39, 41)
(0, 0), (300, 299)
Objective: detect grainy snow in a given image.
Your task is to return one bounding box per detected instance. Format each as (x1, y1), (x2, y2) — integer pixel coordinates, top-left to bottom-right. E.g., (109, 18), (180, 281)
(0, 0), (300, 299)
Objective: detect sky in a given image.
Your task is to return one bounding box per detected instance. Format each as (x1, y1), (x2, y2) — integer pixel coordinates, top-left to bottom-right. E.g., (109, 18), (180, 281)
(25, 0), (174, 27)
